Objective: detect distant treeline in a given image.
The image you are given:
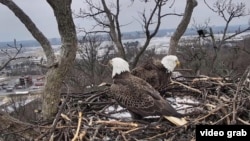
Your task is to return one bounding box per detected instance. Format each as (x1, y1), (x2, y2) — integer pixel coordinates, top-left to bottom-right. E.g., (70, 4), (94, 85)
(0, 25), (247, 48)
(0, 38), (61, 48)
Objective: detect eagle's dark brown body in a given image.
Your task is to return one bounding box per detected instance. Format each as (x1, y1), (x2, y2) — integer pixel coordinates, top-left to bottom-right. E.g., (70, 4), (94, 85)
(110, 71), (182, 119)
(131, 58), (172, 92)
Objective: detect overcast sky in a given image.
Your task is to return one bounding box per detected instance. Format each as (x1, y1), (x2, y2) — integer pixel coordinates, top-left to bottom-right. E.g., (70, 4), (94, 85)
(0, 0), (249, 42)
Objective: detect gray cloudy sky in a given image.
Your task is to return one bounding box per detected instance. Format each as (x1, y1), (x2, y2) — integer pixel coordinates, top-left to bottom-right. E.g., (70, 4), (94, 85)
(0, 0), (249, 42)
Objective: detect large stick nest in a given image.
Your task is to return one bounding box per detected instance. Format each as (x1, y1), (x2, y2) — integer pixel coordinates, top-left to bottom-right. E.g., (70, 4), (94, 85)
(3, 67), (250, 141)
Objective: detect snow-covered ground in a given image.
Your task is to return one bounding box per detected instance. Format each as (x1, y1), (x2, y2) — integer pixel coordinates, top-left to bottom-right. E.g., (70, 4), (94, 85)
(104, 96), (200, 119)
(0, 95), (38, 112)
(0, 77), (7, 82)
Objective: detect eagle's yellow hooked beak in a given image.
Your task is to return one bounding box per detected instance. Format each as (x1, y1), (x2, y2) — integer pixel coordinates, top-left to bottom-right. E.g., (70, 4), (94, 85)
(108, 60), (113, 66)
(176, 60), (180, 67)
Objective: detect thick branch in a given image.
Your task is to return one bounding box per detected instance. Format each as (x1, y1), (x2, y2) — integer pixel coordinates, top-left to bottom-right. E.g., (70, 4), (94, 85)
(101, 0), (126, 59)
(168, 0), (197, 55)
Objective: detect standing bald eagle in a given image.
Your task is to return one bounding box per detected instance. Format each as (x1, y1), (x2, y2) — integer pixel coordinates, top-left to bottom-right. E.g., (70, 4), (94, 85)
(131, 55), (180, 93)
(109, 57), (187, 126)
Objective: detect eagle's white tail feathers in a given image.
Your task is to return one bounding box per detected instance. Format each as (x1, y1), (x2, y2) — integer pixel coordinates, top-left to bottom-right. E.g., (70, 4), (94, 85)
(164, 116), (188, 126)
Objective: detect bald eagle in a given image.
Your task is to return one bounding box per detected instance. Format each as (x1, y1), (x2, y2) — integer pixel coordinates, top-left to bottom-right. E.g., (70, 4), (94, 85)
(131, 55), (180, 93)
(109, 57), (187, 126)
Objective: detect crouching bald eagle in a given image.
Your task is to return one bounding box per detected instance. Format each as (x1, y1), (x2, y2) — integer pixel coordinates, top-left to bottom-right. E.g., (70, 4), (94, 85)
(109, 57), (187, 126)
(131, 55), (180, 93)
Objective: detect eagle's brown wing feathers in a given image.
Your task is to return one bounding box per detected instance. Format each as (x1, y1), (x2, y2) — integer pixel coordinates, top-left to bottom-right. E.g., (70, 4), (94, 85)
(131, 58), (172, 92)
(110, 74), (182, 118)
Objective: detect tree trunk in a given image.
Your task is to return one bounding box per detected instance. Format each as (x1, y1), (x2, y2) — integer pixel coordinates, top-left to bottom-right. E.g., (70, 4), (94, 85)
(43, 0), (77, 120)
(168, 0), (197, 55)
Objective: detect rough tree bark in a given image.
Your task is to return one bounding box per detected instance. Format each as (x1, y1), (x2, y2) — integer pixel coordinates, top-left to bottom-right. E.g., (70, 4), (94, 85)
(44, 0), (77, 120)
(168, 0), (197, 55)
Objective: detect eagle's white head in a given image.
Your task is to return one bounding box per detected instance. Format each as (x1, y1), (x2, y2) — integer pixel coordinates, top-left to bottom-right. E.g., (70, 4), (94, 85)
(110, 57), (130, 78)
(161, 55), (180, 72)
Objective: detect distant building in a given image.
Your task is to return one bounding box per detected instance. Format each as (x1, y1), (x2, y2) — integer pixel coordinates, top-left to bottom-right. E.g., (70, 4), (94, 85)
(18, 75), (33, 88)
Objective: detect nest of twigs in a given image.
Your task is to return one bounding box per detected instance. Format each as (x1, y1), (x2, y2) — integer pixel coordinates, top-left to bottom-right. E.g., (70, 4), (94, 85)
(34, 67), (250, 141)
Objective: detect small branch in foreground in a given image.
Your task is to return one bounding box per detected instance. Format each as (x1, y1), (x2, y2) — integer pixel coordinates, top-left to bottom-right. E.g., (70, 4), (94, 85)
(171, 80), (202, 94)
(95, 120), (139, 127)
(72, 112), (83, 141)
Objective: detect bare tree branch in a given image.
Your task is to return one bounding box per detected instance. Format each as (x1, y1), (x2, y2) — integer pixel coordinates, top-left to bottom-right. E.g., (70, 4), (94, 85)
(223, 26), (250, 41)
(0, 39), (31, 71)
(0, 0), (56, 66)
(204, 0), (250, 43)
(168, 0), (198, 55)
(100, 0), (126, 59)
(132, 0), (169, 68)
(76, 0), (180, 67)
